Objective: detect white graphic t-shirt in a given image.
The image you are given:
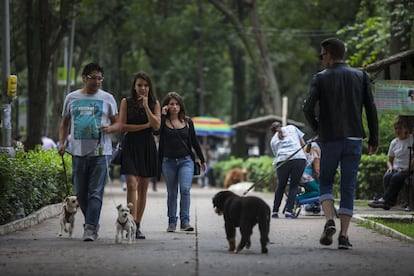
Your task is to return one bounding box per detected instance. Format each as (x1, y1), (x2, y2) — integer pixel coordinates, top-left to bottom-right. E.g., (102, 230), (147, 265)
(62, 89), (118, 156)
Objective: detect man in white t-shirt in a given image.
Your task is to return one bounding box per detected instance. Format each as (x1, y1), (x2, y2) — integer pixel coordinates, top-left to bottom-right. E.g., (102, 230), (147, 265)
(58, 62), (119, 241)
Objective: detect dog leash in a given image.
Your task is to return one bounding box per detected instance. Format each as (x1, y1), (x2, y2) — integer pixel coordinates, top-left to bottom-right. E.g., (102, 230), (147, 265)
(242, 171), (274, 196)
(60, 133), (118, 207)
(242, 136), (318, 196)
(105, 155), (120, 207)
(60, 154), (71, 197)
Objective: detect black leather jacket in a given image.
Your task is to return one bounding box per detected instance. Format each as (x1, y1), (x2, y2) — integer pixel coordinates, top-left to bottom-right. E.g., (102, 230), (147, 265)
(303, 63), (378, 146)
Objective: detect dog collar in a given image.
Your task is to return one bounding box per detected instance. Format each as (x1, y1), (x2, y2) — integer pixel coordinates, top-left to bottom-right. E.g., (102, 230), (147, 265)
(117, 219), (128, 227)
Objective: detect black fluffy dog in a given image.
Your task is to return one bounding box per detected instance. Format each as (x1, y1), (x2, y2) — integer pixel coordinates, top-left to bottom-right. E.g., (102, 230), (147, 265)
(212, 190), (270, 253)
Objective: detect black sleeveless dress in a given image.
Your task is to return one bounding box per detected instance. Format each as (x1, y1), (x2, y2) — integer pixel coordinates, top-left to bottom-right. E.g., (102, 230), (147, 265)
(120, 97), (157, 177)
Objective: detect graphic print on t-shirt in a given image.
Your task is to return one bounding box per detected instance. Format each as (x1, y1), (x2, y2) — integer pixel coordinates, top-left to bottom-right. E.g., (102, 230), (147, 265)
(72, 99), (103, 140)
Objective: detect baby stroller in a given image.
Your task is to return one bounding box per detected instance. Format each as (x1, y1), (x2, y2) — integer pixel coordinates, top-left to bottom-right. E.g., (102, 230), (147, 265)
(282, 142), (322, 217)
(282, 187), (322, 217)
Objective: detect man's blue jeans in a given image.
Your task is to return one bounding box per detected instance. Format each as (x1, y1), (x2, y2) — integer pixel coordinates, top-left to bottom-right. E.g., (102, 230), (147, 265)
(72, 155), (108, 227)
(162, 155), (194, 225)
(319, 139), (362, 217)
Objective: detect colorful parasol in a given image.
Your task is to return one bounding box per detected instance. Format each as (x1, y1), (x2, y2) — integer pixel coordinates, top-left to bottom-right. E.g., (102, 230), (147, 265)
(192, 116), (234, 137)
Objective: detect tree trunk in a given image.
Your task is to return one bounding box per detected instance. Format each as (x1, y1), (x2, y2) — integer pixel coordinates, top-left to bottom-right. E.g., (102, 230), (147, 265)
(25, 0), (70, 150)
(197, 0), (205, 116)
(24, 1), (123, 150)
(388, 0), (413, 80)
(207, 0), (281, 116)
(245, 1), (281, 114)
(229, 42), (248, 158)
(49, 53), (65, 140)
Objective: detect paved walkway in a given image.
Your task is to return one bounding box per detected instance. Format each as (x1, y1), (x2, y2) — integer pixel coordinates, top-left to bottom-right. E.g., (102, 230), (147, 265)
(0, 180), (413, 276)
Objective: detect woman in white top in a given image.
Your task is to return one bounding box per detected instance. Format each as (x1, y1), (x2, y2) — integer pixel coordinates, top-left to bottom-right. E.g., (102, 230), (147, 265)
(270, 122), (307, 218)
(369, 118), (413, 210)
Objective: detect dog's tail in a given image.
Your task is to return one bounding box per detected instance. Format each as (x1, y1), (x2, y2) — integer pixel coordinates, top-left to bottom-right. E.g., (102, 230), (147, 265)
(258, 206), (271, 243)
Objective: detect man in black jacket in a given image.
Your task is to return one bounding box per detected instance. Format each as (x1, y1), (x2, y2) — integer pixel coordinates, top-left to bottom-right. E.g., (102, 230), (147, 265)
(303, 38), (378, 249)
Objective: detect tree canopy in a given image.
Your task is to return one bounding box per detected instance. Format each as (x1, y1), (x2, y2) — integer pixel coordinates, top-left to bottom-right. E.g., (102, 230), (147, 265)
(1, 0), (412, 155)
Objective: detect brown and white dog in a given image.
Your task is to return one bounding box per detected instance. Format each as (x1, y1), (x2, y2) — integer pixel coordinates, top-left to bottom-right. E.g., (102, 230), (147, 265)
(58, 196), (79, 238)
(223, 168), (247, 189)
(115, 203), (137, 244)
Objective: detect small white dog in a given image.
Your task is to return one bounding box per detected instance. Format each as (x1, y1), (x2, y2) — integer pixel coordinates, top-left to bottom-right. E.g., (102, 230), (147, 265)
(58, 196), (79, 238)
(115, 203), (137, 244)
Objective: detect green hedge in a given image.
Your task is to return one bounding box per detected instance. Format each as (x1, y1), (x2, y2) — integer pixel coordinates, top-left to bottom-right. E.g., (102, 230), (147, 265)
(355, 153), (387, 199)
(213, 156), (276, 192)
(0, 147), (72, 225)
(213, 153), (387, 199)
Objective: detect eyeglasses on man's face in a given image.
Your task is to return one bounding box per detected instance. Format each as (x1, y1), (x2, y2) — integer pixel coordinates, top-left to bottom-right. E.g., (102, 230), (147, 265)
(319, 52), (328, 60)
(86, 75), (104, 81)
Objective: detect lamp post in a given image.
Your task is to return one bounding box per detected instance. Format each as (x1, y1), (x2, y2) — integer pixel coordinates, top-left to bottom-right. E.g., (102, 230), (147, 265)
(1, 0), (15, 157)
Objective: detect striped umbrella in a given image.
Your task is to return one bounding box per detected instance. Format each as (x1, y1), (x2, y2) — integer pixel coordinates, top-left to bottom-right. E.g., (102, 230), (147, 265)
(192, 116), (234, 137)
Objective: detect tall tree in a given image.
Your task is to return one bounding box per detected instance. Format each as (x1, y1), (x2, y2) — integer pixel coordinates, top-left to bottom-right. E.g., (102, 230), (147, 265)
(24, 0), (74, 150)
(228, 1), (248, 157)
(196, 0), (206, 115)
(207, 0), (281, 115)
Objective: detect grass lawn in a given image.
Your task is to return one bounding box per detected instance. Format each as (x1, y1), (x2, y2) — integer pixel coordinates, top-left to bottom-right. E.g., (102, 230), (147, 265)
(350, 200), (414, 239)
(354, 200), (370, 207)
(358, 217), (414, 239)
(368, 217), (414, 238)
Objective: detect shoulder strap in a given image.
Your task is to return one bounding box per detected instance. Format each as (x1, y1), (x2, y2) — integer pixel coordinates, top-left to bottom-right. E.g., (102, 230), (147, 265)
(169, 119), (195, 160)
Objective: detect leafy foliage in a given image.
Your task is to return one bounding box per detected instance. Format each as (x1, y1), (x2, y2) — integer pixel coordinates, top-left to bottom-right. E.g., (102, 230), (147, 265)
(244, 156), (276, 192)
(7, 0), (411, 154)
(338, 0), (414, 67)
(212, 156), (276, 192)
(376, 113), (399, 153)
(0, 148), (72, 225)
(356, 153), (388, 199)
(213, 153), (387, 199)
(212, 157), (245, 187)
(338, 16), (390, 67)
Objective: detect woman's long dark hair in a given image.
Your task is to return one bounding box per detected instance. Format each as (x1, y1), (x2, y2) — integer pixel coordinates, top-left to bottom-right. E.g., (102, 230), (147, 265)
(129, 71), (157, 105)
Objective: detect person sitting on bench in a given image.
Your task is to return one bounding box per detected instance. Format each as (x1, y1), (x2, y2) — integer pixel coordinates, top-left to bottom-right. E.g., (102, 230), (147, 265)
(368, 118), (413, 210)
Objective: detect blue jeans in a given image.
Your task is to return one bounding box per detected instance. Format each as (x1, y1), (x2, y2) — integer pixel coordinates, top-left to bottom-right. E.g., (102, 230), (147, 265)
(162, 155), (194, 225)
(72, 155), (108, 227)
(383, 170), (409, 205)
(319, 139), (362, 216)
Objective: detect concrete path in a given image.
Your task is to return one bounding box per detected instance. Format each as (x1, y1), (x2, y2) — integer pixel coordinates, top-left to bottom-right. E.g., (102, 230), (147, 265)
(0, 180), (413, 276)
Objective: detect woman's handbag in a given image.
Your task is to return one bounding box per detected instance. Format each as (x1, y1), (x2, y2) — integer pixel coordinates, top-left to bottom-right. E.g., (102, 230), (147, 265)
(111, 134), (125, 165)
(194, 161), (201, 176)
(111, 143), (122, 165)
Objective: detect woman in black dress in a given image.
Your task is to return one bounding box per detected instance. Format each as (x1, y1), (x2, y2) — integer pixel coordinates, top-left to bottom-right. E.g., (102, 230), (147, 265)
(119, 72), (161, 239)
